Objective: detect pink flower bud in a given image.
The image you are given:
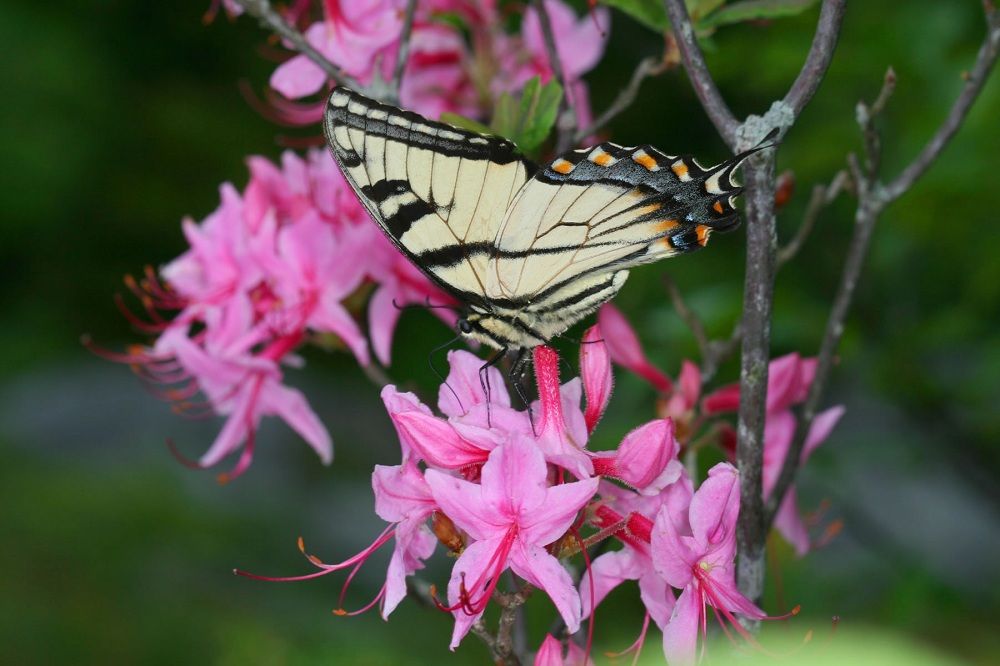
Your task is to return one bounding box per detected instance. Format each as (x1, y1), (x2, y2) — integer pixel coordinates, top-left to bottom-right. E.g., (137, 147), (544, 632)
(597, 304), (672, 393)
(580, 325), (612, 433)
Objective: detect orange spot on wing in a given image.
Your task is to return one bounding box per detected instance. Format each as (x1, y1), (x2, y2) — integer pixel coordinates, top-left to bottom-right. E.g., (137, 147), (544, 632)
(654, 218), (678, 233)
(593, 152), (613, 166)
(696, 225), (711, 246)
(552, 159), (573, 174)
(713, 200), (724, 214)
(671, 161), (689, 178)
(634, 153), (657, 170)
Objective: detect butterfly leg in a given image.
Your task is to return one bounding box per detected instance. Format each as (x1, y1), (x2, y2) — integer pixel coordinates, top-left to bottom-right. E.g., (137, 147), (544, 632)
(508, 348), (536, 435)
(478, 347), (508, 428)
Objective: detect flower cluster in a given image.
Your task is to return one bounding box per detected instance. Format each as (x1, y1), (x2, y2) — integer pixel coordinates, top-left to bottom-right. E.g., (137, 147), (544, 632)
(103, 148), (452, 479)
(263, 319), (833, 663)
(104, 0), (611, 479)
(599, 303), (845, 556)
(268, 0), (608, 124)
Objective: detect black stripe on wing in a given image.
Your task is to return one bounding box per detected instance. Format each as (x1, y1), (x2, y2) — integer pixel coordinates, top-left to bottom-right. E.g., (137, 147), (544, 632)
(326, 88), (526, 166)
(323, 87), (538, 309)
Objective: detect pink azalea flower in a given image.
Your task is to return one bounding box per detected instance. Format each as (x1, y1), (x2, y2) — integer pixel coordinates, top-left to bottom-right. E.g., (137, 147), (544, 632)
(425, 436), (600, 649)
(382, 350), (530, 470)
(521, 1), (610, 82)
(269, 2), (480, 120)
(270, 1), (403, 99)
(372, 460), (439, 617)
(702, 353), (845, 554)
(154, 315), (331, 480)
(652, 463), (767, 666)
(382, 348), (602, 478)
(583, 476), (693, 632)
(763, 405), (845, 555)
(494, 0), (610, 127)
(534, 634), (594, 666)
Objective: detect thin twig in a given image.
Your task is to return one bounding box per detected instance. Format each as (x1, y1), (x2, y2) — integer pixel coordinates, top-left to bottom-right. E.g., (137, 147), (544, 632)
(574, 56), (666, 142)
(231, 0), (361, 90)
(389, 0), (419, 102)
(883, 4), (1000, 201)
(663, 274), (711, 360)
(857, 68), (897, 179)
(662, 0), (740, 147)
(782, 0), (848, 116)
(533, 0), (578, 152)
(765, 2), (1000, 528)
(777, 170), (849, 267)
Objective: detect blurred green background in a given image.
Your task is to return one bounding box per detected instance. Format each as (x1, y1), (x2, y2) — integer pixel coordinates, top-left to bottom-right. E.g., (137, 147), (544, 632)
(1, 1), (998, 664)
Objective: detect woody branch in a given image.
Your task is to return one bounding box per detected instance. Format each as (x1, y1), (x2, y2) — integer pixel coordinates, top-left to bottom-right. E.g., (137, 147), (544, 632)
(765, 0), (1000, 528)
(663, 0), (846, 605)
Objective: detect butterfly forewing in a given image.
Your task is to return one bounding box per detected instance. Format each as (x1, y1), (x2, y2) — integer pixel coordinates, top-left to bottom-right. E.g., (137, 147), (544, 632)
(324, 88), (534, 306)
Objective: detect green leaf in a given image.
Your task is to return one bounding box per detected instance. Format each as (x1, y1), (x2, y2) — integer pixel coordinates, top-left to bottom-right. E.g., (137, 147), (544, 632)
(488, 76), (563, 155)
(699, 0), (819, 29)
(438, 112), (491, 135)
(601, 0), (815, 33)
(599, 0), (669, 31)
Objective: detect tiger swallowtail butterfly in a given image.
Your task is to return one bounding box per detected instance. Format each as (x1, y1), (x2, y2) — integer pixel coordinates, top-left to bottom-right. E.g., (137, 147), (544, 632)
(324, 87), (770, 360)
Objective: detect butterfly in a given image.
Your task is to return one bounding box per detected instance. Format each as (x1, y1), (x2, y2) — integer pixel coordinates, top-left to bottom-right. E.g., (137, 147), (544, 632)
(324, 87), (768, 369)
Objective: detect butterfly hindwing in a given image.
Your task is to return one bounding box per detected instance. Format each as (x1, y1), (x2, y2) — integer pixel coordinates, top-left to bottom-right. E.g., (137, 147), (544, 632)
(323, 88), (535, 307)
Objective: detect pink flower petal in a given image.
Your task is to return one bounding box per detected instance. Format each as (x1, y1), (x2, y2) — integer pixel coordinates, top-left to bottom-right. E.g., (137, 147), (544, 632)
(270, 47), (327, 99)
(804, 405), (845, 458)
(661, 584), (700, 666)
(425, 469), (501, 542)
(773, 487), (811, 557)
(678, 360), (702, 410)
(534, 634), (564, 666)
(651, 502), (696, 589)
(688, 463), (740, 551)
(479, 435), (550, 517)
(510, 541), (582, 634)
(438, 350), (509, 418)
(702, 383), (740, 415)
(581, 548), (644, 619)
(519, 474), (600, 546)
(313, 295), (369, 366)
(393, 411), (490, 469)
(369, 284), (403, 366)
(372, 461), (435, 523)
(380, 385), (433, 457)
(605, 419), (678, 492)
(262, 381), (333, 464)
(598, 304), (672, 393)
(446, 535), (505, 649)
(638, 570), (676, 630)
(383, 519), (436, 618)
(766, 352), (802, 413)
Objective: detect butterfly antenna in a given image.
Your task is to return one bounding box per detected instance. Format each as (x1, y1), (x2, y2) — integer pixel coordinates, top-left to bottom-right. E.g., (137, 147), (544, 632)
(428, 333), (464, 413)
(424, 296), (462, 313)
